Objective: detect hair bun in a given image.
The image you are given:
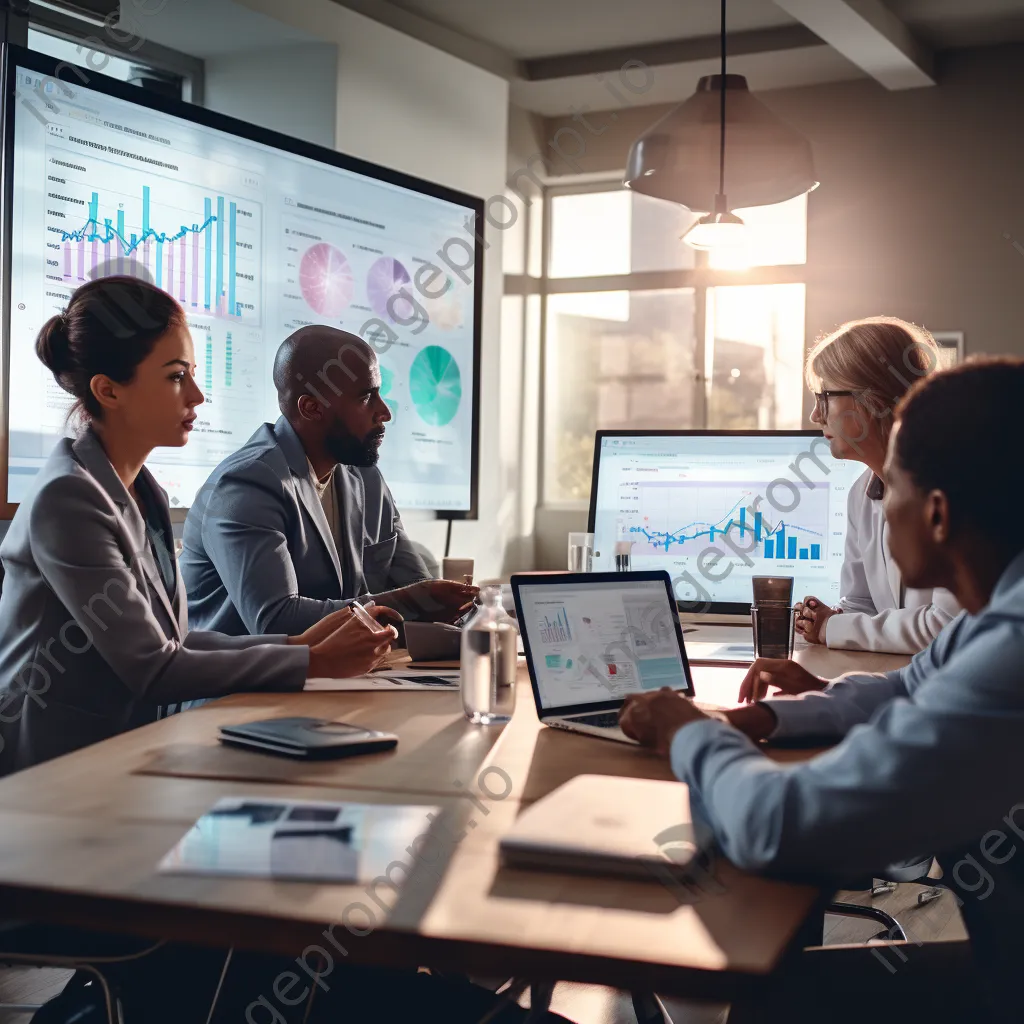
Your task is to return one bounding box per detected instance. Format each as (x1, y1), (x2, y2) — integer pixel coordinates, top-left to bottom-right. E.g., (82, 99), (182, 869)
(32, 277), (185, 422)
(35, 313), (73, 381)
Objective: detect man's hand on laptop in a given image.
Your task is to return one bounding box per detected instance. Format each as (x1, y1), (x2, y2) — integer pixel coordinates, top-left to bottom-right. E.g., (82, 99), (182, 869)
(373, 580), (480, 623)
(737, 658), (827, 703)
(619, 689), (709, 755)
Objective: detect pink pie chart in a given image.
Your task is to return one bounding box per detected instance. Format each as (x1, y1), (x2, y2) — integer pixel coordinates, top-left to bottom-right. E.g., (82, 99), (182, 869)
(300, 242), (354, 317)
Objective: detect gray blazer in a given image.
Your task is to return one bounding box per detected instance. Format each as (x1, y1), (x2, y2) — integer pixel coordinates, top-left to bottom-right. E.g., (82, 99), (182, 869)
(0, 429), (308, 776)
(180, 417), (430, 636)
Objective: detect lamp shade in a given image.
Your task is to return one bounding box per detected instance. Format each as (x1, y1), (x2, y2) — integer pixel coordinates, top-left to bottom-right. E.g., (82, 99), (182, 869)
(624, 74), (817, 214)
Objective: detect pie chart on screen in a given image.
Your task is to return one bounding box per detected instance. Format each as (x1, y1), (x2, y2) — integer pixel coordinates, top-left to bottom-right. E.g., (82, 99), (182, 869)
(410, 345), (461, 426)
(300, 243), (354, 317)
(367, 257), (414, 322)
(426, 289), (463, 330)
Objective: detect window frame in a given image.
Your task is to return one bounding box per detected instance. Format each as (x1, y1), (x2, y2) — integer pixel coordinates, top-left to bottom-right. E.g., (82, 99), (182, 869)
(514, 178), (810, 510)
(28, 2), (204, 103)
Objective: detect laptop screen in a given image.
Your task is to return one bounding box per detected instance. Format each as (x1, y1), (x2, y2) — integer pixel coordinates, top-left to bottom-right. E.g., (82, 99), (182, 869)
(515, 578), (692, 712)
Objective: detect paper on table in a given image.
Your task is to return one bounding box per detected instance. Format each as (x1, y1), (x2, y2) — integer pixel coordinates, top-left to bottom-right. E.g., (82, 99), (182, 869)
(159, 796), (438, 883)
(304, 669), (460, 691)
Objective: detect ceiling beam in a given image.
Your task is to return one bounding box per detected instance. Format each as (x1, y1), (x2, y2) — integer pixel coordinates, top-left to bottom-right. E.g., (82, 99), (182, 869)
(773, 0), (934, 89)
(523, 25), (822, 81)
(326, 0), (522, 80)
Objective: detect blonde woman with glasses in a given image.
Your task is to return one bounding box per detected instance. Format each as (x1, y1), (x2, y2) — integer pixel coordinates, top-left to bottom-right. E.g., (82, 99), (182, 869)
(795, 316), (960, 653)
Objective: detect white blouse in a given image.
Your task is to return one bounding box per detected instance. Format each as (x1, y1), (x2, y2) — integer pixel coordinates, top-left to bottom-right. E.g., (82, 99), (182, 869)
(822, 469), (960, 654)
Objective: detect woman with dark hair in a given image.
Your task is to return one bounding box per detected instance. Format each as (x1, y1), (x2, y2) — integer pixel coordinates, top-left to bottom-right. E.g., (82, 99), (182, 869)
(0, 277), (397, 775)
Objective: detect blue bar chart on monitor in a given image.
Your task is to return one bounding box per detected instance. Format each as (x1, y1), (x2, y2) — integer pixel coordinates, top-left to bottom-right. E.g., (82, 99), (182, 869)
(589, 434), (865, 607)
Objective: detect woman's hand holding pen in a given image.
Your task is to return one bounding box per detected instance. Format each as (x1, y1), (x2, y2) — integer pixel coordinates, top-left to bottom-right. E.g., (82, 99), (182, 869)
(298, 606), (400, 678)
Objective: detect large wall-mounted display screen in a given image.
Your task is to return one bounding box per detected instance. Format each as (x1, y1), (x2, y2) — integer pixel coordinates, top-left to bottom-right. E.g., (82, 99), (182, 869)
(3, 48), (482, 514)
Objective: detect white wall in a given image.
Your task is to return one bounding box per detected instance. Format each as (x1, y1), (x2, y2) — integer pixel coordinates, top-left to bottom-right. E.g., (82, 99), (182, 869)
(235, 0), (513, 579)
(204, 43), (339, 149)
(499, 104), (548, 572)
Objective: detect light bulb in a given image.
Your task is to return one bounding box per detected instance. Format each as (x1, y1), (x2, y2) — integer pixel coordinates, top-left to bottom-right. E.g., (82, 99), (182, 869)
(683, 210), (747, 251)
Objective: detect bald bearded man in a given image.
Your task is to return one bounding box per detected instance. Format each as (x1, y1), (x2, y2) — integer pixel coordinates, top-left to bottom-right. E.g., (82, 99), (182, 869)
(181, 327), (476, 636)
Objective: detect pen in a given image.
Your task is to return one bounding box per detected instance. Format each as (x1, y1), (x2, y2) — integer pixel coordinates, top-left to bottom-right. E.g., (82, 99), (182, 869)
(350, 599), (387, 634)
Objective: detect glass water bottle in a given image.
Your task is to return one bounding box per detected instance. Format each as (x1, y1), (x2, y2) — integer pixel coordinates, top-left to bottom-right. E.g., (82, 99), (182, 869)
(460, 585), (517, 725)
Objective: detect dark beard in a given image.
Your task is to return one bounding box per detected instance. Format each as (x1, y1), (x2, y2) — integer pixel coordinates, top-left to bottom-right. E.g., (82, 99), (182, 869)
(325, 425), (383, 467)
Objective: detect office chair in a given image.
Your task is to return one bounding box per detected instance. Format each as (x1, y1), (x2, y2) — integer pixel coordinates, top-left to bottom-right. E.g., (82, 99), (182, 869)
(825, 869), (943, 945)
(0, 954), (119, 1024)
(0, 945), (237, 1024)
(625, 887), (923, 1024)
(0, 989), (44, 1016)
(823, 898), (907, 942)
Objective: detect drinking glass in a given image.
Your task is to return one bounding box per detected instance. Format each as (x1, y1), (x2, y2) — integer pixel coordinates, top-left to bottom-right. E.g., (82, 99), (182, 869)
(751, 576), (794, 607)
(567, 532), (594, 573)
(751, 605), (797, 660)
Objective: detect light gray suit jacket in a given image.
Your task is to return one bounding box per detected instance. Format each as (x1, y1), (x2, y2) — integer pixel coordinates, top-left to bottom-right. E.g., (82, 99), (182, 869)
(180, 417), (431, 637)
(0, 429), (308, 776)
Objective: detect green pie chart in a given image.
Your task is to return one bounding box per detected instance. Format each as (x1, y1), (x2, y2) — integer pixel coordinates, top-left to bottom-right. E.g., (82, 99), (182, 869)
(378, 363), (394, 397)
(409, 345), (462, 426)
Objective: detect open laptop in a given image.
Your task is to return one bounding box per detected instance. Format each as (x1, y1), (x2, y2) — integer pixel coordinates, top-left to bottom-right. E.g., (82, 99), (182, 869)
(511, 571), (695, 745)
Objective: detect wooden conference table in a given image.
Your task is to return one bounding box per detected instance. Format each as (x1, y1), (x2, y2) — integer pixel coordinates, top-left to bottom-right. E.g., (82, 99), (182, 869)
(0, 640), (908, 1005)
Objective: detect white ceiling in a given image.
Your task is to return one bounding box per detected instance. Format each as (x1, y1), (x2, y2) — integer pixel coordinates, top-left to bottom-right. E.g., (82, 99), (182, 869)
(122, 0), (1024, 115)
(383, 0), (798, 60)
(512, 43), (864, 117)
(328, 0), (1024, 114)
(383, 0), (1024, 59)
(891, 0), (1024, 46)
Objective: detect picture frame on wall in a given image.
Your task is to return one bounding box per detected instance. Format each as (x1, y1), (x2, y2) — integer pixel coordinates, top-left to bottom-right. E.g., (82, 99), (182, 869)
(932, 331), (964, 369)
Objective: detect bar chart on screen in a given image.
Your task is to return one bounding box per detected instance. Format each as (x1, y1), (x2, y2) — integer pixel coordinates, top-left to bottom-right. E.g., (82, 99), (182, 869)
(46, 151), (263, 325)
(539, 608), (573, 645)
(620, 479), (830, 565)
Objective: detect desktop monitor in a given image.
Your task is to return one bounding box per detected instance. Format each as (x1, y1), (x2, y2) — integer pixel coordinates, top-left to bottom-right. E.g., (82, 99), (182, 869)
(587, 431), (867, 615)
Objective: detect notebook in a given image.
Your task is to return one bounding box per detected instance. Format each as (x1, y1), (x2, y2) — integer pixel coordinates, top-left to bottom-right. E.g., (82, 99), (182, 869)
(499, 775), (706, 881)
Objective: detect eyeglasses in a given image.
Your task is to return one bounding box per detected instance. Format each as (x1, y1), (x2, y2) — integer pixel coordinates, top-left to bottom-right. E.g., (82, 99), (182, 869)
(813, 390), (855, 418)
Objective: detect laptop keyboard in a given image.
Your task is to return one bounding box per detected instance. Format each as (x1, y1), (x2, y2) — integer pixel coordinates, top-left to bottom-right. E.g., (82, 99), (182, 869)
(566, 711), (621, 728)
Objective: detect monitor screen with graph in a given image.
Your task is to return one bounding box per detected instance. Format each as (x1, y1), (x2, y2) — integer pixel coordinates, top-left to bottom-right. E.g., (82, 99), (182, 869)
(587, 431), (866, 614)
(1, 47), (481, 515)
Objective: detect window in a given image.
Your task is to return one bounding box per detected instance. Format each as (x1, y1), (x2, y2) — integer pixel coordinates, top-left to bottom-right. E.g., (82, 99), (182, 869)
(28, 27), (142, 83)
(529, 183), (809, 504)
(705, 284), (806, 430)
(548, 189), (696, 278)
(545, 289), (698, 502)
(26, 23), (196, 101)
(707, 194), (807, 270)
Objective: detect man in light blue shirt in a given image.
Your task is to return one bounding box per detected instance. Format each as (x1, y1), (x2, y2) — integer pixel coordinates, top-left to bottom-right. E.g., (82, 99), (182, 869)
(621, 358), (1024, 1024)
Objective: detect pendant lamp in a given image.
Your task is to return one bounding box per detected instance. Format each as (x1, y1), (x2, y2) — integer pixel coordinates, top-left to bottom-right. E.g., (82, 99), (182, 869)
(624, 0), (817, 248)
